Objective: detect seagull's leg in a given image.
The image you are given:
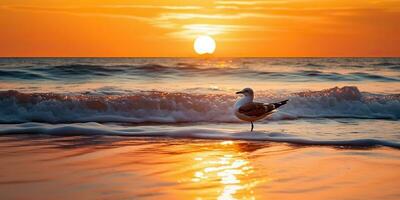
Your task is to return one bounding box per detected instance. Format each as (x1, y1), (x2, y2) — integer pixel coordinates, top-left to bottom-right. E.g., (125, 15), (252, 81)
(251, 122), (254, 132)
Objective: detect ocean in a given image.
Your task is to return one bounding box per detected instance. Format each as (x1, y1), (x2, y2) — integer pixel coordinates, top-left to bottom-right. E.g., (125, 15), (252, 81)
(0, 58), (399, 199)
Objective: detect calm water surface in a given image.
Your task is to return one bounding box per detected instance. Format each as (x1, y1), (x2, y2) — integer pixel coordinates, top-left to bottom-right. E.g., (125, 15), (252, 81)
(1, 136), (400, 200)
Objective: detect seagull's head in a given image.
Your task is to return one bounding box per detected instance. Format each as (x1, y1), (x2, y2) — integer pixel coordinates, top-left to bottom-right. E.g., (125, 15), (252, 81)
(236, 88), (254, 97)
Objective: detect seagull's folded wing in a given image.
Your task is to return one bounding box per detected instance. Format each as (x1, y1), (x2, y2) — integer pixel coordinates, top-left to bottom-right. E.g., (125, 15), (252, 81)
(238, 102), (274, 117)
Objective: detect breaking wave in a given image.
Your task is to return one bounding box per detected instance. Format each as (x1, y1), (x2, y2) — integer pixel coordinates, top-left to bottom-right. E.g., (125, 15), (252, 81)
(0, 86), (399, 124)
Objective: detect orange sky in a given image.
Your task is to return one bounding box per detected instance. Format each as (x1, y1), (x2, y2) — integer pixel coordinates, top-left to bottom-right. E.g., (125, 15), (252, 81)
(1, 0), (399, 57)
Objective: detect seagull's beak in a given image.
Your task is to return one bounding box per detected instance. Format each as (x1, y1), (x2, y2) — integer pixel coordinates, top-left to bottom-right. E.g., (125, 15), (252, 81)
(236, 91), (243, 94)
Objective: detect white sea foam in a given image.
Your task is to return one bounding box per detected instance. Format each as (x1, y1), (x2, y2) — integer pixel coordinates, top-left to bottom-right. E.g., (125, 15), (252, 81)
(0, 86), (399, 124)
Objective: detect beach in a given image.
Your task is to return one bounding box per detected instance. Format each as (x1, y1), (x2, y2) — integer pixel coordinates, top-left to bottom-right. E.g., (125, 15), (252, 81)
(1, 135), (400, 200)
(0, 58), (399, 199)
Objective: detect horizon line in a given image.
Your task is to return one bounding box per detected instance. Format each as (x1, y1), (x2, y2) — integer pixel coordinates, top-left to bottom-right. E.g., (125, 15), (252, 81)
(1, 56), (399, 59)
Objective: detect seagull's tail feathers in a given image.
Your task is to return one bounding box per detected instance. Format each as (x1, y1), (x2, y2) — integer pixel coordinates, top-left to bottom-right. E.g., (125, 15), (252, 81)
(263, 99), (289, 113)
(272, 99), (289, 109)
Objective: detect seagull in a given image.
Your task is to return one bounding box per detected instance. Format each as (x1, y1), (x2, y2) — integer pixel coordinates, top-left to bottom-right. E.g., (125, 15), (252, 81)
(234, 88), (288, 132)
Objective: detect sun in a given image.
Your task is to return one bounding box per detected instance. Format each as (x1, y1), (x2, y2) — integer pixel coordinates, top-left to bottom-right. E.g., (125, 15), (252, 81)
(194, 35), (216, 55)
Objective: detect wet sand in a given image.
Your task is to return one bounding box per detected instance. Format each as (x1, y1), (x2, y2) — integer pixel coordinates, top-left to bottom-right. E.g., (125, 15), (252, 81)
(0, 135), (399, 200)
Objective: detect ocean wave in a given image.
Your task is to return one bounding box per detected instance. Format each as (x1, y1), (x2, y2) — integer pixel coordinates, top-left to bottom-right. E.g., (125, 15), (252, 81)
(1, 123), (399, 149)
(349, 72), (399, 81)
(390, 65), (400, 70)
(0, 86), (399, 124)
(0, 63), (235, 80)
(1, 61), (399, 82)
(0, 69), (51, 80)
(372, 62), (400, 67)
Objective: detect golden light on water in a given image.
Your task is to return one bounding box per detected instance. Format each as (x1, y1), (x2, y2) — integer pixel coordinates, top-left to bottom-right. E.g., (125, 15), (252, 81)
(188, 141), (262, 200)
(3, 137), (400, 199)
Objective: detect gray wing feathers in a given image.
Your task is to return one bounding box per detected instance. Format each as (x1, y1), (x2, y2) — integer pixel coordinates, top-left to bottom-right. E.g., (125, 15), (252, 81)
(239, 100), (289, 117)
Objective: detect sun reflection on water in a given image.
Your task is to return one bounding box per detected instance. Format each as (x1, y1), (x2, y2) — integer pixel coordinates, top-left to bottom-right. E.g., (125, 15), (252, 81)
(189, 141), (262, 200)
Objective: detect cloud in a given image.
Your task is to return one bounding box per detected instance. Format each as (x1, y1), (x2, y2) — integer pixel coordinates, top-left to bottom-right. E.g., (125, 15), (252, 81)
(168, 24), (264, 39)
(215, 5), (265, 10)
(0, 4), (304, 40)
(158, 12), (284, 20)
(3, 2), (398, 42)
(215, 0), (290, 5)
(95, 5), (202, 10)
(1, 5), (152, 22)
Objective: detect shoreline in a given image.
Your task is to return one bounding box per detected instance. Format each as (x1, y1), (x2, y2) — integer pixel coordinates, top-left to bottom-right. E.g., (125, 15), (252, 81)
(0, 135), (399, 200)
